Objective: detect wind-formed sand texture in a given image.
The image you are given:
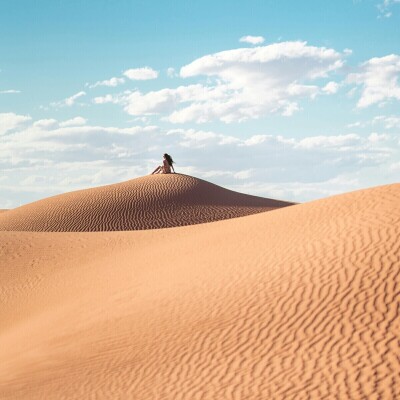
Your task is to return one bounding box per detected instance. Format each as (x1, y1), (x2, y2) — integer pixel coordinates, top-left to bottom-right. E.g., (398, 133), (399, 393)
(0, 174), (292, 232)
(0, 181), (399, 399)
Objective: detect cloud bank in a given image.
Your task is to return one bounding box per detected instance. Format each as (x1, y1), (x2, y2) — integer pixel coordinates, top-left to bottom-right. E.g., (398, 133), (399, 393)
(105, 41), (346, 123)
(1, 112), (398, 208)
(347, 54), (400, 107)
(3, 40), (399, 208)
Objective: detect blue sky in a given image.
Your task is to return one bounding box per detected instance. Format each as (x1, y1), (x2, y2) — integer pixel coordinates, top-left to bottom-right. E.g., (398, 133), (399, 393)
(0, 0), (399, 207)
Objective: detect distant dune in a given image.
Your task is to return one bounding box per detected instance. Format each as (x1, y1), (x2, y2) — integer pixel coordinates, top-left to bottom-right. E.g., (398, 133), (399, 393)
(0, 182), (399, 399)
(0, 210), (7, 213)
(0, 174), (292, 232)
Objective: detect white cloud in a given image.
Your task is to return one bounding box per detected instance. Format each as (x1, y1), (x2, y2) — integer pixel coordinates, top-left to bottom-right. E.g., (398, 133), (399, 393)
(346, 87), (358, 98)
(377, 0), (400, 17)
(21, 175), (48, 186)
(389, 161), (400, 171)
(180, 41), (343, 80)
(33, 119), (58, 129)
(89, 77), (125, 88)
(2, 112), (398, 208)
(0, 113), (31, 135)
(0, 115), (164, 207)
(65, 91), (86, 106)
(123, 84), (227, 119)
(0, 89), (21, 94)
(180, 42), (343, 122)
(372, 115), (400, 129)
(174, 41), (345, 122)
(347, 114), (400, 131)
(112, 41), (345, 123)
(93, 94), (117, 104)
(322, 81), (339, 94)
(123, 67), (159, 80)
(242, 135), (268, 146)
(234, 169), (254, 179)
(165, 128), (397, 202)
(297, 134), (360, 149)
(167, 67), (176, 78)
(239, 35), (265, 45)
(281, 102), (301, 116)
(347, 54), (400, 108)
(51, 91), (87, 108)
(125, 88), (178, 115)
(59, 117), (88, 127)
(368, 132), (389, 142)
(167, 128), (222, 148)
(347, 121), (363, 129)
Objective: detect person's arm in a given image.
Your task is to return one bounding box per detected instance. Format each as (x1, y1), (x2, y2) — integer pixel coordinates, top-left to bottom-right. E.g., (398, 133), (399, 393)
(172, 164), (175, 173)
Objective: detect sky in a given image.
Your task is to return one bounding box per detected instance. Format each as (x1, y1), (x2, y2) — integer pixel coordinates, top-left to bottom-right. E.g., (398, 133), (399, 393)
(0, 0), (399, 208)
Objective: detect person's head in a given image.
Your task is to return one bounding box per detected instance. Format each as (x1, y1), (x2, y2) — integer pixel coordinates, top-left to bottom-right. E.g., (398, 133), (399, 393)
(163, 153), (174, 166)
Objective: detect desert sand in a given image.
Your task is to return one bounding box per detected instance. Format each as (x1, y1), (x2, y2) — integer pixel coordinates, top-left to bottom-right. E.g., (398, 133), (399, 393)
(0, 175), (399, 399)
(0, 174), (292, 232)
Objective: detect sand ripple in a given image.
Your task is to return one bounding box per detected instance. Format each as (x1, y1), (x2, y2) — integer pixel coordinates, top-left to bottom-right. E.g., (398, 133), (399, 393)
(0, 183), (399, 399)
(0, 174), (291, 232)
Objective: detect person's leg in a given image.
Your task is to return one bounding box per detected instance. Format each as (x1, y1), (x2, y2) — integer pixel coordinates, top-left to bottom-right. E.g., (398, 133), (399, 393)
(151, 166), (162, 174)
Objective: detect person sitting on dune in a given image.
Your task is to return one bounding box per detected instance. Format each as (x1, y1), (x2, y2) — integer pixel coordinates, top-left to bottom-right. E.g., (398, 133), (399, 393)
(151, 153), (175, 174)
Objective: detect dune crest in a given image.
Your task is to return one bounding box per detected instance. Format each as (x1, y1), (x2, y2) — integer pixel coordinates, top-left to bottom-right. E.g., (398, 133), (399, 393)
(0, 184), (399, 399)
(0, 174), (292, 232)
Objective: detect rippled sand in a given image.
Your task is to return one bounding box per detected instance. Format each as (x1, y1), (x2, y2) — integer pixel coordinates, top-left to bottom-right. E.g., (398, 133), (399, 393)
(0, 174), (292, 232)
(0, 178), (399, 399)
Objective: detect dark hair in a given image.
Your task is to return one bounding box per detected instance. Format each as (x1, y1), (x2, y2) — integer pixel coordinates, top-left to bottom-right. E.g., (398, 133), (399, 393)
(164, 153), (174, 166)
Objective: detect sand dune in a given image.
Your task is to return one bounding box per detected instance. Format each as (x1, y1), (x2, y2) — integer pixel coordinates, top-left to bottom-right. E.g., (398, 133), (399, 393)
(0, 174), (292, 232)
(0, 182), (399, 399)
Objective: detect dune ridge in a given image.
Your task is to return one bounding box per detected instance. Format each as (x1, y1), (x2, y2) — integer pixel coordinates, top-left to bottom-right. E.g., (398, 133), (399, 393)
(0, 174), (292, 232)
(0, 183), (399, 399)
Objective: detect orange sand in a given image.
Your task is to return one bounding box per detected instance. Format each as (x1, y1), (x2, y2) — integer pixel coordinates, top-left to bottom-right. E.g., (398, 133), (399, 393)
(0, 178), (399, 399)
(0, 174), (292, 232)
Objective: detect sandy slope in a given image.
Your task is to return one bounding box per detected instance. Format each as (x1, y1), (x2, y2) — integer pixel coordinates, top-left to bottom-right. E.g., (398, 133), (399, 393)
(0, 174), (292, 232)
(0, 183), (399, 399)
